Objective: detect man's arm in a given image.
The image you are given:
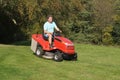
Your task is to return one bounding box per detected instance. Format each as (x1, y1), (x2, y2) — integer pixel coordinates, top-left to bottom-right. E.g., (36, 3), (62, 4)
(53, 22), (62, 32)
(55, 26), (62, 32)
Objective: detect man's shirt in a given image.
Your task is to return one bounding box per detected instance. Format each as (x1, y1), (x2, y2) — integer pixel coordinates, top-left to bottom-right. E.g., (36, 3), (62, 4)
(44, 21), (57, 33)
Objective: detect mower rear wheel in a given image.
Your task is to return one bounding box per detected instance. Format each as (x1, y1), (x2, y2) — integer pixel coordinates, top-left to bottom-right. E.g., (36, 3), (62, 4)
(53, 52), (63, 62)
(73, 53), (77, 61)
(36, 46), (44, 57)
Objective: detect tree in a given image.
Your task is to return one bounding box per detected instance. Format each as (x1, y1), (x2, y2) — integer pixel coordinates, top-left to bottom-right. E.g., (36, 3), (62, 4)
(92, 0), (115, 44)
(112, 0), (120, 45)
(0, 0), (119, 45)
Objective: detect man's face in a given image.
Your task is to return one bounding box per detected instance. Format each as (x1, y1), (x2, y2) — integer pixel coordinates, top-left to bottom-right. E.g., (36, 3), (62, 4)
(48, 17), (53, 23)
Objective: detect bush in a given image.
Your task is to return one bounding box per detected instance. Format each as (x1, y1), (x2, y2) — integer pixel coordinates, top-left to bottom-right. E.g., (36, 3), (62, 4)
(102, 32), (113, 45)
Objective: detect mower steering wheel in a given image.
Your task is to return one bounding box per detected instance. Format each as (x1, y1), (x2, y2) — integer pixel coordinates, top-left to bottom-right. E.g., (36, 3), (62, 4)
(54, 31), (61, 36)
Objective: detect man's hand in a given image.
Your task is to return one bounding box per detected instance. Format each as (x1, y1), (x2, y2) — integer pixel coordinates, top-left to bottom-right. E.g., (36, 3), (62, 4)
(55, 26), (62, 33)
(59, 30), (62, 33)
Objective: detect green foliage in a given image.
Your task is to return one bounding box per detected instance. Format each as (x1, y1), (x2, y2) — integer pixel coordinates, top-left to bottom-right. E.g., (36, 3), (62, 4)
(102, 25), (113, 45)
(0, 0), (120, 45)
(102, 32), (113, 45)
(91, 0), (115, 44)
(112, 0), (120, 45)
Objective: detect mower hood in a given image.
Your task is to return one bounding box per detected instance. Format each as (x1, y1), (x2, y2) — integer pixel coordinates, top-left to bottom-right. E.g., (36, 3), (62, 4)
(55, 37), (74, 46)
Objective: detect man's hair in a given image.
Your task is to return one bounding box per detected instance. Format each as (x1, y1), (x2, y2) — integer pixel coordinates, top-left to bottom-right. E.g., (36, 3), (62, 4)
(47, 15), (53, 19)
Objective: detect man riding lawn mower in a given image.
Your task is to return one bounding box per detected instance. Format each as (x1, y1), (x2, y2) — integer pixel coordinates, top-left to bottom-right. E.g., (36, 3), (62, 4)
(31, 15), (77, 62)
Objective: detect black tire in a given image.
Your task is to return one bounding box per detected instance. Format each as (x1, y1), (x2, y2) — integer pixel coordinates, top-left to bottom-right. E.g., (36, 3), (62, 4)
(73, 53), (77, 61)
(35, 46), (44, 57)
(53, 52), (63, 62)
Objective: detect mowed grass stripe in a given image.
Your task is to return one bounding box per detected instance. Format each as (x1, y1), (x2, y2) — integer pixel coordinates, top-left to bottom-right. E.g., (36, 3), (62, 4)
(0, 44), (120, 80)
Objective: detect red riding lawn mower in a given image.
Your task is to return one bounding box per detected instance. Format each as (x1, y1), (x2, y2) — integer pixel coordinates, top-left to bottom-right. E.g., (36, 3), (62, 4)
(31, 32), (77, 62)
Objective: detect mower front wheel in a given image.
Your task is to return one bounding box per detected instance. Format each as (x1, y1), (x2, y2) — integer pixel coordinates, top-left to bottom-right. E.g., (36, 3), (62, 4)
(53, 52), (63, 62)
(35, 46), (44, 57)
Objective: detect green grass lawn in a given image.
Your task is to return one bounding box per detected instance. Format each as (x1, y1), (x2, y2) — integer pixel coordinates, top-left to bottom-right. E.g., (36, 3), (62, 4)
(0, 44), (120, 80)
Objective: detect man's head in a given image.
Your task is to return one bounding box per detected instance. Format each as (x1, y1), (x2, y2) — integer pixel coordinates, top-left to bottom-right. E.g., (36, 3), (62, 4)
(47, 15), (53, 23)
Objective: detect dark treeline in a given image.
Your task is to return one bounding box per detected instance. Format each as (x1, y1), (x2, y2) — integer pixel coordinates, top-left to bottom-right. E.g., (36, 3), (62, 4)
(0, 0), (120, 45)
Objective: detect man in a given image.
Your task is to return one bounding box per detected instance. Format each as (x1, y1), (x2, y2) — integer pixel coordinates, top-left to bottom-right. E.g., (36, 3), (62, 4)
(43, 15), (61, 48)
